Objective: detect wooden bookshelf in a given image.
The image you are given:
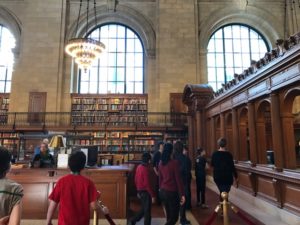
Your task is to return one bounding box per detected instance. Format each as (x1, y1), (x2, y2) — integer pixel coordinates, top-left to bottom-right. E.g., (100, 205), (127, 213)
(0, 132), (19, 155)
(0, 93), (9, 124)
(71, 94), (147, 126)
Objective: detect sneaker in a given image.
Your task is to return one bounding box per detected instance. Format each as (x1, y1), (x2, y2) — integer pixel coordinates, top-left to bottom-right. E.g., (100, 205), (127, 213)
(201, 204), (209, 209)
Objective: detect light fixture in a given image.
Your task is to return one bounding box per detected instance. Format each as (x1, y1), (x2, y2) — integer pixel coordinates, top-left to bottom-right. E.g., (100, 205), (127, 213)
(65, 0), (105, 71)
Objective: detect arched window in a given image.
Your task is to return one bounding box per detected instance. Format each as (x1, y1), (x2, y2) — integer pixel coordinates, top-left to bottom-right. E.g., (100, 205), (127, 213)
(78, 24), (144, 94)
(207, 24), (269, 91)
(0, 24), (15, 93)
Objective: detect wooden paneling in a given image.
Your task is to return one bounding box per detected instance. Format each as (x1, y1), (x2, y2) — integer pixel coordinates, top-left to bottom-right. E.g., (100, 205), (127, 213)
(28, 92), (46, 124)
(22, 183), (50, 219)
(7, 166), (132, 219)
(257, 176), (276, 201)
(283, 183), (300, 214)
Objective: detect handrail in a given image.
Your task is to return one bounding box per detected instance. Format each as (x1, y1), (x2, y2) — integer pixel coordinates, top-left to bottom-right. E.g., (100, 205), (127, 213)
(0, 112), (188, 130)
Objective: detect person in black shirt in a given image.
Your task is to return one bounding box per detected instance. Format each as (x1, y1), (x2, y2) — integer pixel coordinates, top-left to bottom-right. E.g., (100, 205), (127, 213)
(211, 138), (238, 202)
(31, 143), (54, 168)
(195, 147), (209, 208)
(152, 141), (164, 205)
(173, 141), (191, 225)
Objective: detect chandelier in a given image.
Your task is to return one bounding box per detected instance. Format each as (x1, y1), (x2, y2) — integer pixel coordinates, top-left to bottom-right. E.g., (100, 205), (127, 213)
(65, 0), (105, 71)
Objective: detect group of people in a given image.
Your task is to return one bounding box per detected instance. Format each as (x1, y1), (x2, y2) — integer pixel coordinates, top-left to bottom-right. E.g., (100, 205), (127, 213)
(0, 137), (237, 225)
(129, 137), (238, 225)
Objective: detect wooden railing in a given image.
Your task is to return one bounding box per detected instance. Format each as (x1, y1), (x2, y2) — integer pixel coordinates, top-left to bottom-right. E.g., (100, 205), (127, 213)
(0, 112), (187, 130)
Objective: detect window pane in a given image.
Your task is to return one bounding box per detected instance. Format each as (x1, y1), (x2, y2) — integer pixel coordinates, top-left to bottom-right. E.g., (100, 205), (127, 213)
(89, 82), (97, 93)
(215, 39), (223, 52)
(232, 26), (240, 38)
(116, 82), (124, 93)
(99, 82), (107, 93)
(135, 40), (143, 52)
(108, 82), (116, 93)
(241, 39), (250, 52)
(109, 53), (116, 66)
(135, 82), (143, 93)
(224, 26), (232, 38)
(127, 29), (135, 38)
(99, 68), (108, 81)
(117, 68), (125, 81)
(234, 53), (242, 67)
(127, 68), (134, 81)
(117, 53), (125, 66)
(207, 53), (215, 67)
(117, 39), (125, 52)
(225, 53), (233, 67)
(127, 39), (135, 52)
(233, 39), (241, 52)
(118, 26), (125, 38)
(80, 82), (89, 93)
(207, 40), (215, 52)
(108, 68), (116, 81)
(108, 38), (117, 52)
(207, 68), (216, 82)
(5, 81), (10, 92)
(226, 67), (234, 78)
(126, 53), (135, 67)
(224, 39), (233, 53)
(90, 68), (98, 82)
(126, 82), (134, 93)
(135, 68), (143, 81)
(108, 25), (117, 38)
(0, 67), (6, 80)
(215, 54), (224, 67)
(100, 26), (109, 38)
(214, 30), (223, 39)
(135, 53), (143, 67)
(0, 82), (5, 92)
(240, 27), (249, 39)
(217, 68), (225, 82)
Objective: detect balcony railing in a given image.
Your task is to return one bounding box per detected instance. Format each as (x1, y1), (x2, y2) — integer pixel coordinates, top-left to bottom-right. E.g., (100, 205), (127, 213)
(0, 112), (188, 130)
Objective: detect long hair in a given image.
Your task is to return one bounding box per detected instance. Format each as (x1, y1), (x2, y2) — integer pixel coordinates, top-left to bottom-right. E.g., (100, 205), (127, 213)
(173, 140), (183, 157)
(161, 143), (173, 165)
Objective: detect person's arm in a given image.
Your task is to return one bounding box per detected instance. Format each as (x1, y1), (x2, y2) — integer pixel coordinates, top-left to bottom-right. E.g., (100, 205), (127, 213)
(46, 200), (58, 225)
(7, 202), (22, 225)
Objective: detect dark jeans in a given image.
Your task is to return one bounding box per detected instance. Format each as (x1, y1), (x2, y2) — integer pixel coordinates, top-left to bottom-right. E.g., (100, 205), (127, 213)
(216, 184), (231, 202)
(160, 189), (180, 225)
(196, 177), (206, 204)
(179, 183), (191, 223)
(131, 191), (152, 225)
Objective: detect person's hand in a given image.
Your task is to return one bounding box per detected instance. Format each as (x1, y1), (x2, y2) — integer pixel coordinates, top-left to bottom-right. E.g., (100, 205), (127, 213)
(100, 206), (109, 215)
(180, 196), (186, 206)
(151, 197), (156, 204)
(0, 216), (9, 225)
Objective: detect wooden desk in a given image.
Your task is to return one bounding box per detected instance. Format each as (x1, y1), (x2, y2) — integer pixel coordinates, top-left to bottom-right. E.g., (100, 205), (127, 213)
(7, 165), (134, 219)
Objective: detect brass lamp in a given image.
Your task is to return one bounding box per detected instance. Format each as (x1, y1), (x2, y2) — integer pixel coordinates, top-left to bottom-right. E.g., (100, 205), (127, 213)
(49, 135), (66, 167)
(49, 135), (66, 150)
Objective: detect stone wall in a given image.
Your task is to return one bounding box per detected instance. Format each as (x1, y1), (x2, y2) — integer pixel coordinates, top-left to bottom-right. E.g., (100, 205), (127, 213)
(0, 0), (299, 112)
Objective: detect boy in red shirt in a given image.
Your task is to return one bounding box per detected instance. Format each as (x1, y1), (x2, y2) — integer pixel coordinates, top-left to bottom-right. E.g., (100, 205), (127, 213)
(128, 152), (155, 225)
(46, 151), (100, 225)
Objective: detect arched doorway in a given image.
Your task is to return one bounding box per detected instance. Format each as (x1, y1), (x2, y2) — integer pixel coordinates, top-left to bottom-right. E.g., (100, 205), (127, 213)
(256, 100), (273, 165)
(282, 88), (300, 169)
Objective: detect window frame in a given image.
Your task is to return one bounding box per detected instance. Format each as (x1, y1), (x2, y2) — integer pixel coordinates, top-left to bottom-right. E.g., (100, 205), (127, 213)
(207, 23), (270, 91)
(78, 23), (145, 94)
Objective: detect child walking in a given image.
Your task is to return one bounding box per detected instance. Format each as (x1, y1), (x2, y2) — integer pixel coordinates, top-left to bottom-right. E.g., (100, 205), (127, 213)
(195, 148), (209, 208)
